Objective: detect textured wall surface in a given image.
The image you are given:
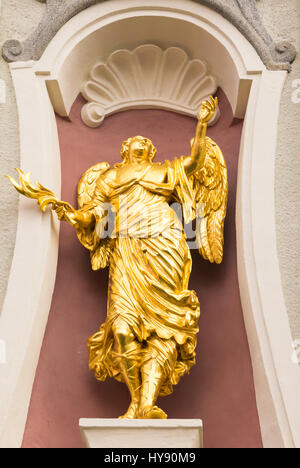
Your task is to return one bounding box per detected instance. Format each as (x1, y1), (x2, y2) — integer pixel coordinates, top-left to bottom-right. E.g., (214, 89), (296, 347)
(0, 0), (299, 385)
(0, 0), (44, 313)
(2, 0), (296, 70)
(257, 0), (300, 341)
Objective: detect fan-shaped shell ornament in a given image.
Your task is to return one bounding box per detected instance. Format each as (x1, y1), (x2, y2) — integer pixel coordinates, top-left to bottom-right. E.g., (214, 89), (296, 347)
(81, 45), (219, 127)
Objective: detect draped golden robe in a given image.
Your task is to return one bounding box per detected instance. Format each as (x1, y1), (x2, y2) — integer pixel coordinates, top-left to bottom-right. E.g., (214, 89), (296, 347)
(77, 158), (200, 396)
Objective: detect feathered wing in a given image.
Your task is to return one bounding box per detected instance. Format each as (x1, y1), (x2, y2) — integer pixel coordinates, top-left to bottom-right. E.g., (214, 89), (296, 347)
(77, 162), (112, 270)
(193, 137), (228, 264)
(77, 162), (110, 209)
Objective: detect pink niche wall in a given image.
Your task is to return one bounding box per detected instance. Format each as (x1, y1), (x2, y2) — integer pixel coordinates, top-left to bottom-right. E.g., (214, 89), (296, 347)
(22, 89), (263, 448)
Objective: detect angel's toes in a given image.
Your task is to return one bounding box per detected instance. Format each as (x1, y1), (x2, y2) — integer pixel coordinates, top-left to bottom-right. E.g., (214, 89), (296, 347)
(138, 405), (167, 419)
(150, 406), (168, 419)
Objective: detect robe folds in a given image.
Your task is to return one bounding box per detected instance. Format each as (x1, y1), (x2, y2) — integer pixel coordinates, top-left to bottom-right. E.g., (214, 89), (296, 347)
(77, 158), (200, 396)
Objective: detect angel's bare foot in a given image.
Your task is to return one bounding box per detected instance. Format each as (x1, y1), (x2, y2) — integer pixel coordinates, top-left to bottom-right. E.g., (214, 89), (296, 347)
(138, 405), (167, 419)
(119, 401), (139, 419)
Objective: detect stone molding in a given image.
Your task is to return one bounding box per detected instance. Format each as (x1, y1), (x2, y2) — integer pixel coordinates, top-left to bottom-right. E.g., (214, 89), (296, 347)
(81, 44), (219, 127)
(79, 419), (203, 448)
(1, 0), (296, 71)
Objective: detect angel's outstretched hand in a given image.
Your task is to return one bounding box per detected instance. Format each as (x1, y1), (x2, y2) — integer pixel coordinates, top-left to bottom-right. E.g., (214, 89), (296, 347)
(5, 169), (87, 228)
(57, 208), (95, 229)
(55, 205), (78, 225)
(198, 96), (218, 124)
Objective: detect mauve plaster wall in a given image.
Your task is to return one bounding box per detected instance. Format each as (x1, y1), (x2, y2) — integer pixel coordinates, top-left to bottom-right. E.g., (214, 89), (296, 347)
(22, 90), (262, 448)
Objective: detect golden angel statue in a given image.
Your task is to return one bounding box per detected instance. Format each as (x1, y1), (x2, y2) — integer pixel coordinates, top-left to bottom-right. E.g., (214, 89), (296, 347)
(7, 96), (228, 419)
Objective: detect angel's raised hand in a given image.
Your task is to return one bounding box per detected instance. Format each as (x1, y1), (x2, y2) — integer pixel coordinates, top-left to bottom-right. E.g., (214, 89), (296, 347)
(198, 96), (218, 123)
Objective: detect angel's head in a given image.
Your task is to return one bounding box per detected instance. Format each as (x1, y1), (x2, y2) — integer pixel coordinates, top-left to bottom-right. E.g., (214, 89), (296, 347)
(120, 136), (157, 164)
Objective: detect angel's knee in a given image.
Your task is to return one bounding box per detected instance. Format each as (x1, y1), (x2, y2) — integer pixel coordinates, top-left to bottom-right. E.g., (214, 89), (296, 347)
(112, 318), (134, 347)
(144, 336), (178, 370)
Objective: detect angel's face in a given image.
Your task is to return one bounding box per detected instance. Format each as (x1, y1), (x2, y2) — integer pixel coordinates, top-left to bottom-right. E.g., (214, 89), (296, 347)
(129, 136), (151, 163)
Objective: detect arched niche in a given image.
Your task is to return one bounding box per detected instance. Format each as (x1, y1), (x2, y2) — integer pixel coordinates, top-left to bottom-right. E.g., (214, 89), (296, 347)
(37, 3), (257, 120)
(1, 0), (299, 449)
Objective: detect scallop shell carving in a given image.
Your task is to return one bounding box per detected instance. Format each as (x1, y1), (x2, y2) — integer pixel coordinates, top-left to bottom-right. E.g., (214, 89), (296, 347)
(81, 45), (219, 127)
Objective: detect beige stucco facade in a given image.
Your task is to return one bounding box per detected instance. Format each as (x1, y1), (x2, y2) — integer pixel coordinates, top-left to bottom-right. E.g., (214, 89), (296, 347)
(0, 0), (44, 313)
(0, 0), (299, 339)
(0, 0), (299, 448)
(256, 0), (300, 341)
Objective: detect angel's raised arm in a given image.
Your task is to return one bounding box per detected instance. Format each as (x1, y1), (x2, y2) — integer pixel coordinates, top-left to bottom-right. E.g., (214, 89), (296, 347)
(183, 96), (218, 176)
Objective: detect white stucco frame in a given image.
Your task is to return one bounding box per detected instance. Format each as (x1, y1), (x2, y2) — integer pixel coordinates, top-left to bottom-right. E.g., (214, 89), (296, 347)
(1, 0), (299, 448)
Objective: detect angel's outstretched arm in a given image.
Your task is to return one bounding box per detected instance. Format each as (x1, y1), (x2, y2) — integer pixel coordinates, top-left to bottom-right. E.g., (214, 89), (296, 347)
(58, 209), (95, 228)
(6, 169), (95, 229)
(183, 96), (218, 176)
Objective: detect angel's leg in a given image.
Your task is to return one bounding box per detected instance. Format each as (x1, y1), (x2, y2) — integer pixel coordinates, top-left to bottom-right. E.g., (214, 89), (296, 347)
(138, 358), (166, 419)
(138, 337), (177, 419)
(112, 318), (141, 419)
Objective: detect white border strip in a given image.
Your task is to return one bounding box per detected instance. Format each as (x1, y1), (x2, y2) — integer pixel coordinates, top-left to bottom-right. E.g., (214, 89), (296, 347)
(237, 71), (300, 448)
(0, 64), (61, 447)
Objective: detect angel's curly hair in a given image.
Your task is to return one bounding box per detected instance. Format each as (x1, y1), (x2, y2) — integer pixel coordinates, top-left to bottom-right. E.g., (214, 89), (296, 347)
(119, 136), (157, 165)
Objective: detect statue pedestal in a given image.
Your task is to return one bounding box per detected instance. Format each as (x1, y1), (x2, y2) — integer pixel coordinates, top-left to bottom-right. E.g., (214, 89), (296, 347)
(79, 419), (203, 448)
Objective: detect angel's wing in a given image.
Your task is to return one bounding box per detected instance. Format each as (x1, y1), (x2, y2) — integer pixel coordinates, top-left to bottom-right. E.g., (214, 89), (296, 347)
(77, 161), (112, 270)
(193, 137), (228, 264)
(77, 161), (110, 209)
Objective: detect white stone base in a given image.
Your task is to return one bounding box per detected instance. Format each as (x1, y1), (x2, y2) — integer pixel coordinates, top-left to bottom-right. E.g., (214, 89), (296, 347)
(79, 419), (203, 448)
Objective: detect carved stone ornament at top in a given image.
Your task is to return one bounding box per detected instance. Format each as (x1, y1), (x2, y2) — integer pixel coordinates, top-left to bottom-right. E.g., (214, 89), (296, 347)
(81, 45), (219, 128)
(1, 0), (296, 71)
